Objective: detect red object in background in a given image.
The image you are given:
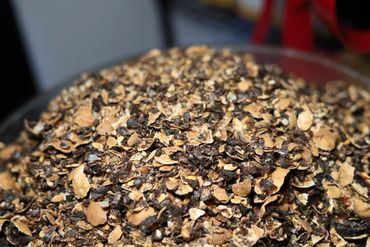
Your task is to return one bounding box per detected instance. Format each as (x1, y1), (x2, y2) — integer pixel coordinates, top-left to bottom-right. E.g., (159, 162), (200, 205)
(251, 0), (274, 44)
(313, 0), (370, 53)
(282, 0), (313, 51)
(252, 0), (370, 53)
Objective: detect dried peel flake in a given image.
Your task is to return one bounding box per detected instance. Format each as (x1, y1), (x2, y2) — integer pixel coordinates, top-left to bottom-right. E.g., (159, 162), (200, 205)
(147, 111), (161, 125)
(291, 175), (315, 188)
(223, 163), (238, 171)
(237, 80), (252, 91)
(74, 104), (94, 127)
(207, 230), (232, 245)
(181, 219), (192, 239)
(297, 110), (313, 131)
(185, 45), (209, 55)
(127, 207), (156, 225)
(212, 185), (229, 202)
(313, 126), (338, 151)
(69, 165), (90, 199)
(260, 134), (274, 148)
(51, 193), (66, 202)
(244, 103), (263, 119)
(233, 225), (264, 247)
(330, 227), (348, 247)
(0, 171), (18, 191)
(352, 197), (370, 218)
(286, 111), (297, 129)
(216, 205), (233, 218)
(48, 140), (76, 153)
(106, 136), (117, 148)
(232, 179), (251, 197)
(232, 118), (245, 136)
(127, 132), (139, 146)
(310, 235), (325, 246)
(157, 193), (167, 203)
(77, 220), (93, 231)
(159, 165), (174, 172)
(189, 208), (205, 221)
(293, 216), (313, 233)
(323, 183), (341, 199)
(271, 167), (289, 193)
(338, 162), (355, 187)
(108, 225), (123, 244)
(86, 201), (107, 226)
(246, 62), (259, 77)
(259, 194), (279, 218)
(137, 138), (155, 151)
(97, 115), (117, 135)
(128, 190), (143, 201)
(256, 168), (289, 195)
(11, 216), (32, 236)
(275, 98), (291, 111)
(154, 154), (178, 165)
(175, 183), (193, 195)
(155, 131), (171, 146)
(352, 183), (369, 198)
(199, 129), (214, 144)
(165, 178), (179, 190)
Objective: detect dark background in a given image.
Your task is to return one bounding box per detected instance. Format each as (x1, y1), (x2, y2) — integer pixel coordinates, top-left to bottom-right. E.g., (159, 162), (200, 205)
(1, 0), (36, 121)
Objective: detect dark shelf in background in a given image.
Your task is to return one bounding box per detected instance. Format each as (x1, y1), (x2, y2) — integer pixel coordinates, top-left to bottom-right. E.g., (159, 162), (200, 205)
(0, 0), (37, 123)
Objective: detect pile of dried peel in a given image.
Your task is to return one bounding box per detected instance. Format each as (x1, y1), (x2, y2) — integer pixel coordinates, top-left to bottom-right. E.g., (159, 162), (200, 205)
(0, 46), (369, 246)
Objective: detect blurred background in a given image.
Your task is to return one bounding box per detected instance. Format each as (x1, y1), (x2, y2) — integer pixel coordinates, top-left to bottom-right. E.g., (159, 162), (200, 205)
(2, 0), (370, 122)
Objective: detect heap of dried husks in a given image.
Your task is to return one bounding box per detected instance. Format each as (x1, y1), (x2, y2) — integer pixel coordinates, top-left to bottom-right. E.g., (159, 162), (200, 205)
(0, 46), (369, 246)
